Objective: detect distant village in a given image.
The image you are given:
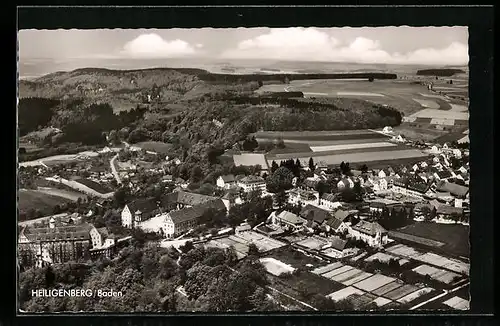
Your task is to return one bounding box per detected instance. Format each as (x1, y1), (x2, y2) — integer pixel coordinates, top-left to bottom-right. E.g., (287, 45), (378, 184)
(18, 134), (470, 310)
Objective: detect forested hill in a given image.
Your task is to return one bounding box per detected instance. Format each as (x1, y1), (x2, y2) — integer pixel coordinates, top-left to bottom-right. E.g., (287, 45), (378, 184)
(416, 68), (465, 77)
(19, 68), (398, 99)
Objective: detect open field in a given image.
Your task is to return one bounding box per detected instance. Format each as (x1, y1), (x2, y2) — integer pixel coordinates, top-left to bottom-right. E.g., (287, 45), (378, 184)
(392, 124), (449, 142)
(19, 151), (99, 168)
(409, 109), (469, 120)
(18, 189), (72, 216)
(34, 187), (85, 201)
(256, 78), (461, 115)
(323, 265), (355, 279)
(309, 142), (397, 152)
(342, 272), (373, 286)
(253, 129), (389, 141)
(74, 178), (113, 194)
(267, 143), (411, 161)
(389, 222), (470, 258)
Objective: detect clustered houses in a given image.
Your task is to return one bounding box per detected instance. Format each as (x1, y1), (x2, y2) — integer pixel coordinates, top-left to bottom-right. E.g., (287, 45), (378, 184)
(121, 191), (227, 239)
(288, 188), (319, 206)
(269, 210), (306, 231)
(18, 216), (118, 268)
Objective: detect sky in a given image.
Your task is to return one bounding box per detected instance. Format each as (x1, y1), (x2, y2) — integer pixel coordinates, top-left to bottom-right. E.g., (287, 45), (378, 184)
(18, 27), (469, 65)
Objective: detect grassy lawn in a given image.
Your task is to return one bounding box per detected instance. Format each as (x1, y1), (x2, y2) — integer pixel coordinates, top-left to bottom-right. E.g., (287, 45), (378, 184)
(393, 222), (470, 258)
(18, 189), (72, 216)
(264, 246), (328, 270)
(74, 178), (113, 194)
(135, 141), (174, 154)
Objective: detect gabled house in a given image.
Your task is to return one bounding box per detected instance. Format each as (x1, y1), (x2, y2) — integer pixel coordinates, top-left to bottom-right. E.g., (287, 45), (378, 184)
(221, 188), (243, 211)
(348, 221), (388, 247)
(320, 193), (342, 210)
(269, 210), (306, 231)
(377, 169), (387, 179)
(163, 199), (227, 239)
(337, 177), (355, 190)
(435, 181), (469, 199)
(368, 176), (388, 192)
(216, 174), (236, 189)
(368, 198), (401, 212)
(300, 205), (331, 229)
(121, 198), (159, 228)
(324, 216), (349, 234)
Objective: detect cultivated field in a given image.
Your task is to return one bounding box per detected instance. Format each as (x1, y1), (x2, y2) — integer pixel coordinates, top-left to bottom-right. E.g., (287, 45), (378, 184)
(353, 274), (396, 292)
(18, 189), (72, 216)
(267, 148), (428, 167)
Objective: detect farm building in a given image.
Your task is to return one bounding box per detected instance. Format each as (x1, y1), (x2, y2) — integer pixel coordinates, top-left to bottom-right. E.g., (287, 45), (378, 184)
(368, 198), (401, 212)
(269, 210), (306, 231)
(349, 221), (388, 248)
(121, 197), (159, 228)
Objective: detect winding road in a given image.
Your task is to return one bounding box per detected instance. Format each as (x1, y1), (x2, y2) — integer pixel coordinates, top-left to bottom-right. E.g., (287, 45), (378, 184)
(109, 154), (122, 185)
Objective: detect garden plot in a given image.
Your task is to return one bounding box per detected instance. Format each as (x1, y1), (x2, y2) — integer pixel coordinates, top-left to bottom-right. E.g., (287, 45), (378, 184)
(260, 257), (296, 276)
(351, 252), (368, 262)
(371, 281), (404, 296)
(365, 252), (399, 263)
(310, 142), (396, 152)
(443, 296), (470, 310)
(322, 266), (355, 279)
(397, 287), (434, 304)
(413, 264), (443, 277)
(415, 252), (451, 268)
(386, 244), (423, 259)
(434, 271), (461, 284)
(371, 297), (392, 307)
(349, 293), (377, 309)
(413, 98), (440, 109)
(384, 284), (420, 301)
(443, 260), (469, 276)
(327, 286), (365, 302)
(312, 262), (343, 275)
(296, 237), (328, 250)
(353, 274), (396, 292)
(342, 272), (373, 286)
(331, 268), (364, 283)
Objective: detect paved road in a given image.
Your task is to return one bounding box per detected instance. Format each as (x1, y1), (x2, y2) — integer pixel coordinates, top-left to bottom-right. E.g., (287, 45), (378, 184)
(410, 282), (469, 310)
(110, 154), (122, 185)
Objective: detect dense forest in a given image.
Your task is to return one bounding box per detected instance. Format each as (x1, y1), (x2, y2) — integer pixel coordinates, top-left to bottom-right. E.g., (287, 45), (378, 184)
(18, 68), (402, 165)
(18, 242), (280, 312)
(416, 68), (465, 77)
